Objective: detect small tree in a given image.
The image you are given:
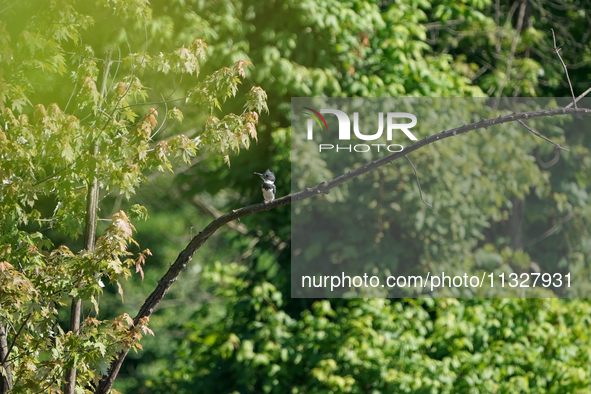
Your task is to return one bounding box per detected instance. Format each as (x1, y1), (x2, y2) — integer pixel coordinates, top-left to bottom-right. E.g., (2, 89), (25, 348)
(0, 1), (266, 392)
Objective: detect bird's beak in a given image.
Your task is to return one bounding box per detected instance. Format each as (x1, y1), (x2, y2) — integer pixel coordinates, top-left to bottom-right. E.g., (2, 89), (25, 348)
(254, 172), (263, 177)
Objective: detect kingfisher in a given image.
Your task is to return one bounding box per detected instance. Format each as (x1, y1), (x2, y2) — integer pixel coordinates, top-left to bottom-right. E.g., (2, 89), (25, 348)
(254, 169), (276, 204)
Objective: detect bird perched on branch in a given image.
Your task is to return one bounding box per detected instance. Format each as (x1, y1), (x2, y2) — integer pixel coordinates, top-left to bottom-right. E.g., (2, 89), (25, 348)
(255, 169), (276, 204)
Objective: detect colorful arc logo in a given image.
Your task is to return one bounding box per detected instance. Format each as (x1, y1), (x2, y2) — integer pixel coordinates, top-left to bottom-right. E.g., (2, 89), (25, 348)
(303, 107), (328, 132)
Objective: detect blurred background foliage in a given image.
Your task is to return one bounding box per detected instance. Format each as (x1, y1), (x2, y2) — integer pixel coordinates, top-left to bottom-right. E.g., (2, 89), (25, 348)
(3, 0), (591, 392)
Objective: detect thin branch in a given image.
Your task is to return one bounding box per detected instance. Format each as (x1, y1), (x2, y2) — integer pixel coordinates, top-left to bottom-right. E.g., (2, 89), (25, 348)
(92, 40), (138, 145)
(565, 85), (591, 108)
(517, 120), (570, 152)
(108, 47), (122, 96)
(33, 167), (69, 187)
(97, 108), (115, 120)
(94, 105), (591, 394)
(64, 80), (78, 114)
(552, 29), (577, 108)
(116, 97), (186, 110)
(471, 65), (488, 82)
(404, 155), (432, 208)
(517, 120), (569, 151)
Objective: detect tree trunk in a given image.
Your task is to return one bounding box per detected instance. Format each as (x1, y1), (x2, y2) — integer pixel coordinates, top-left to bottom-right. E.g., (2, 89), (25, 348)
(65, 49), (111, 394)
(0, 323), (13, 394)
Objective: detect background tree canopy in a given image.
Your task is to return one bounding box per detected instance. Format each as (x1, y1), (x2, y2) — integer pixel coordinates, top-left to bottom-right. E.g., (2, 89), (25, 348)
(1, 0), (591, 393)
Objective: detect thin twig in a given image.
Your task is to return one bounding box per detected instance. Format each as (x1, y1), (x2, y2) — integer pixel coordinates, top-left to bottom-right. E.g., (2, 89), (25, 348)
(517, 120), (569, 151)
(404, 155), (432, 208)
(117, 97), (186, 110)
(565, 85), (591, 108)
(95, 43), (135, 139)
(552, 28), (577, 108)
(33, 167), (68, 187)
(108, 47), (122, 96)
(94, 18), (150, 144)
(66, 50), (112, 394)
(64, 80), (78, 113)
(149, 94), (168, 141)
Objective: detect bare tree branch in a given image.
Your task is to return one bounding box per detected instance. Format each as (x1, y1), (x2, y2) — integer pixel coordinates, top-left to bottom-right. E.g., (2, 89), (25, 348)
(552, 28), (578, 108)
(565, 85), (591, 108)
(94, 105), (591, 394)
(517, 120), (569, 151)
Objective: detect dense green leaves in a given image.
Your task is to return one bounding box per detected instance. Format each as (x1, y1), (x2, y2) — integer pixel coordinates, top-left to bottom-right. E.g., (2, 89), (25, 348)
(2, 0), (591, 392)
(151, 266), (591, 393)
(136, 0), (591, 392)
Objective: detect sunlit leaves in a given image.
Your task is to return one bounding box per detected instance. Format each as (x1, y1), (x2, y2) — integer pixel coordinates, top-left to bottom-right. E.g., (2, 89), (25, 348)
(244, 86), (268, 115)
(168, 134), (198, 164)
(155, 39), (207, 75)
(0, 0), (267, 390)
(104, 0), (152, 19)
(200, 110), (262, 166)
(167, 107), (183, 123)
(152, 265), (591, 393)
(187, 62), (246, 112)
(79, 76), (101, 110)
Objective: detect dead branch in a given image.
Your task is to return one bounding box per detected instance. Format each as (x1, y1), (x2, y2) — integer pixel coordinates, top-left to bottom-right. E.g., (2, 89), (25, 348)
(94, 105), (591, 393)
(552, 29), (578, 108)
(517, 120), (569, 151)
(565, 86), (591, 108)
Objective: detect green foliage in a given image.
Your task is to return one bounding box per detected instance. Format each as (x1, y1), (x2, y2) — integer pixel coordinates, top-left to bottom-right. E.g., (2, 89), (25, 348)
(150, 264), (591, 393)
(139, 0), (591, 392)
(2, 0), (591, 393)
(0, 0), (266, 391)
